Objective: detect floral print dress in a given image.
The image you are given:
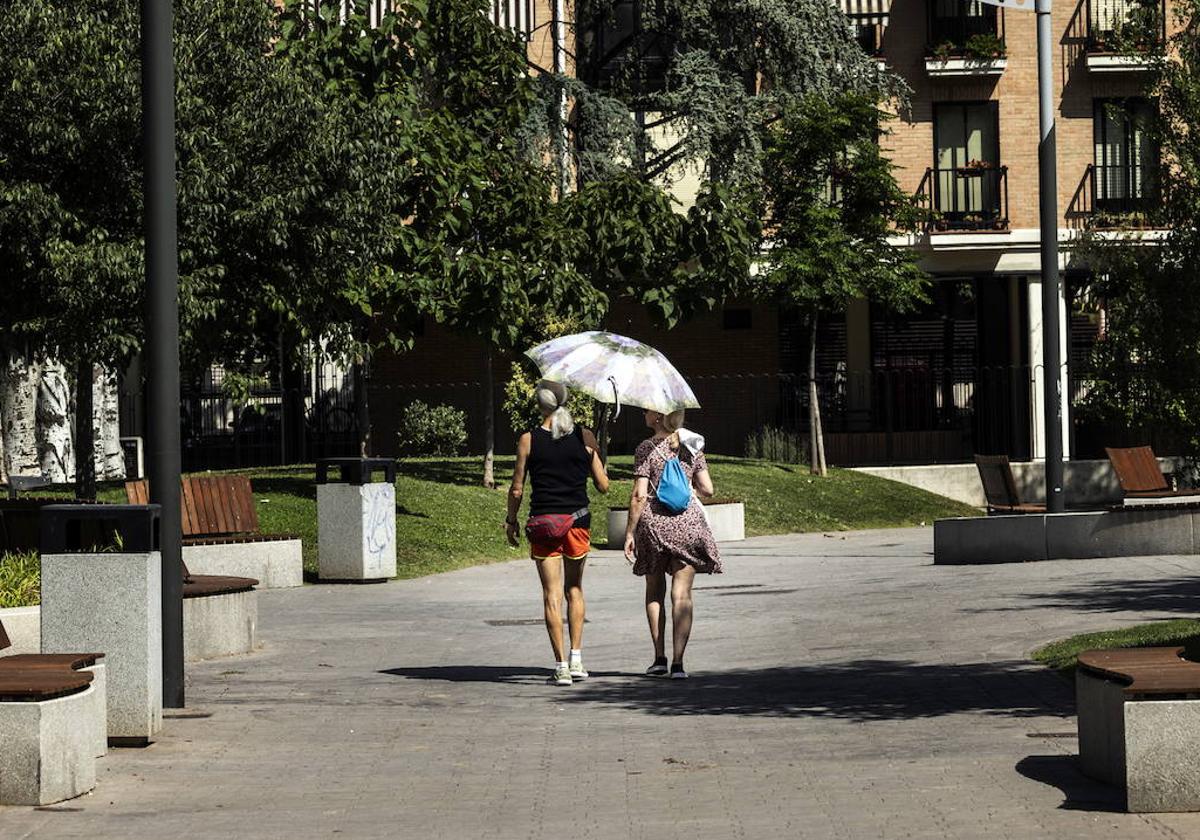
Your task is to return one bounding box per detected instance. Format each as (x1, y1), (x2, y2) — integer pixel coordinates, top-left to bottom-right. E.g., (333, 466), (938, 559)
(631, 436), (723, 576)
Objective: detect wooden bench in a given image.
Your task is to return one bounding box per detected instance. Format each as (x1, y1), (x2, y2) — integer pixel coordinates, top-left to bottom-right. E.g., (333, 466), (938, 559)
(974, 455), (1046, 515)
(1076, 647), (1200, 812)
(0, 618), (106, 804)
(126, 476), (300, 589)
(1105, 446), (1200, 506)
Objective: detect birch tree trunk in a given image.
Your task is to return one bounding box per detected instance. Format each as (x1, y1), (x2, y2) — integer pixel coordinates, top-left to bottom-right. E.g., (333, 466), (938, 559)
(94, 367), (125, 480)
(808, 312), (827, 477)
(1, 351), (41, 478)
(37, 359), (74, 483)
(74, 358), (97, 499)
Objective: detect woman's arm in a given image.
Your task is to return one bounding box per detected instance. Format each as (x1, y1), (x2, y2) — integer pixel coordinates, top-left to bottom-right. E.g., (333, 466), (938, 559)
(623, 477), (651, 563)
(580, 428), (609, 493)
(692, 468), (715, 499)
(505, 433), (531, 547)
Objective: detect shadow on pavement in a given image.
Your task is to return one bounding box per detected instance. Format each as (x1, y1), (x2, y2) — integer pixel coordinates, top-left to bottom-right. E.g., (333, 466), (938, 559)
(379, 660), (1074, 721)
(1015, 755), (1125, 812)
(566, 660), (1073, 721)
(379, 666), (634, 683)
(978, 575), (1200, 615)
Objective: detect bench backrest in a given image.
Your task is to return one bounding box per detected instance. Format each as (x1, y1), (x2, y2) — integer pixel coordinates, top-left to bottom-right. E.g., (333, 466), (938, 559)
(125, 475), (260, 537)
(975, 454), (1021, 508)
(1105, 446), (1169, 493)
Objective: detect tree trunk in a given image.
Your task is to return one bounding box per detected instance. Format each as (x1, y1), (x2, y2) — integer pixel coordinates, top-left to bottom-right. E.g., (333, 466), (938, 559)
(353, 358), (371, 458)
(1, 350), (41, 479)
(94, 367), (125, 481)
(808, 312), (827, 477)
(74, 359), (97, 499)
(37, 359), (74, 483)
(482, 345), (496, 489)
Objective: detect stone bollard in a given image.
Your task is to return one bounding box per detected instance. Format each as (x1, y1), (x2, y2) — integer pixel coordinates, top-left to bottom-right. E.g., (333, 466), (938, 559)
(39, 504), (162, 747)
(316, 458), (397, 583)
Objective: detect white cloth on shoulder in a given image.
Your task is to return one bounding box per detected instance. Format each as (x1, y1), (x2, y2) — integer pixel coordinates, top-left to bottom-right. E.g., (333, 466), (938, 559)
(677, 428), (705, 456)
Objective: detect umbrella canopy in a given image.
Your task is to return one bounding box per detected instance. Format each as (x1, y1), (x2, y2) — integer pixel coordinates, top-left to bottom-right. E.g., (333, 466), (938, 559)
(525, 331), (700, 416)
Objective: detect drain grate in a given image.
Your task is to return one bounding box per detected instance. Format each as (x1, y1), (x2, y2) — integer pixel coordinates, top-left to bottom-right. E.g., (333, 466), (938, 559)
(485, 618), (590, 626)
(694, 584), (764, 591)
(714, 588), (798, 597)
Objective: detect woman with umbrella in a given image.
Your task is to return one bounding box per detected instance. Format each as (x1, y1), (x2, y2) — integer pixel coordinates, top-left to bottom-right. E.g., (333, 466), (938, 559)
(505, 380), (609, 687)
(623, 409), (721, 679)
(525, 332), (720, 680)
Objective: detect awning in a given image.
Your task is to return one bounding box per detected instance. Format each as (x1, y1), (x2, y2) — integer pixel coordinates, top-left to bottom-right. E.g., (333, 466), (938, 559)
(839, 0), (892, 20)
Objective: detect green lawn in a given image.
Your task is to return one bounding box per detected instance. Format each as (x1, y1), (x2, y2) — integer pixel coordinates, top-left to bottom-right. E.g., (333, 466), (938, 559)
(0, 455), (979, 601)
(1032, 618), (1200, 675)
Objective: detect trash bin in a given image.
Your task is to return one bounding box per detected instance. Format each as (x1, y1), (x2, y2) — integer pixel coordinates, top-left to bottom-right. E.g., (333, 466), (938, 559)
(316, 458), (397, 583)
(39, 504), (162, 747)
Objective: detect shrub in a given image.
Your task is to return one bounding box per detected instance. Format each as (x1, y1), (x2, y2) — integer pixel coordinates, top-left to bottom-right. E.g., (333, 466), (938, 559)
(397, 401), (468, 456)
(744, 425), (808, 465)
(0, 552), (40, 609)
(503, 362), (596, 436)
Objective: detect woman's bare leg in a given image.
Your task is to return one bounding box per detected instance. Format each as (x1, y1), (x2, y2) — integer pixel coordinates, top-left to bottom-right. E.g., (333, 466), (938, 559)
(669, 562), (696, 664)
(644, 571), (667, 660)
(564, 557), (587, 651)
(535, 557), (566, 662)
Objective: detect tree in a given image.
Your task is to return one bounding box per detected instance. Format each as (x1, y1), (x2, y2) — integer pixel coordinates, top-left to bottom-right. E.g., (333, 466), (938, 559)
(0, 0), (411, 490)
(757, 94), (927, 475)
(1071, 0), (1200, 455)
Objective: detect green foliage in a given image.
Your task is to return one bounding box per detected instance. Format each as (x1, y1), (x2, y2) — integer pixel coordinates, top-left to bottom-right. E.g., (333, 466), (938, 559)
(396, 401), (468, 456)
(963, 33), (1006, 60)
(502, 314), (598, 435)
(757, 94), (927, 314)
(744, 426), (808, 464)
(0, 552), (40, 609)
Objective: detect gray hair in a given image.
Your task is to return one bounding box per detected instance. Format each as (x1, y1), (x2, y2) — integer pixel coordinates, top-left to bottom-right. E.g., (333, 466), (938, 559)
(535, 380), (574, 440)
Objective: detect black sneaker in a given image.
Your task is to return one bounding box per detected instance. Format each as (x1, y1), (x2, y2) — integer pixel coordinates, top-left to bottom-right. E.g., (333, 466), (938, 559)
(645, 657), (668, 676)
(669, 662), (688, 680)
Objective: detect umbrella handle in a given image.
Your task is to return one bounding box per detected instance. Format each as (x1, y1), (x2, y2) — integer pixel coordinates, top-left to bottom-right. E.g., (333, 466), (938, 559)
(608, 376), (621, 420)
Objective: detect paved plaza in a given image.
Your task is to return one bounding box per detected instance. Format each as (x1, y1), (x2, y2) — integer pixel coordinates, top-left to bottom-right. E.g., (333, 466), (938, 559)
(4, 527), (1200, 839)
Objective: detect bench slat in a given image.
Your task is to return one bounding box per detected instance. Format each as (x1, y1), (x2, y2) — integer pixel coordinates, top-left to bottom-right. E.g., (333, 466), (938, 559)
(0, 669), (93, 702)
(0, 653), (105, 670)
(183, 574), (258, 599)
(1078, 647), (1200, 696)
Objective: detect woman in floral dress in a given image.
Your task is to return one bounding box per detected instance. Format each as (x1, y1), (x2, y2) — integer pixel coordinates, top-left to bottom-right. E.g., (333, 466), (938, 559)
(622, 408), (721, 679)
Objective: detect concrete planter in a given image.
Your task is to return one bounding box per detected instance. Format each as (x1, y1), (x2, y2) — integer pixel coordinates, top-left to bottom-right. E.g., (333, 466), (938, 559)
(0, 605), (41, 656)
(183, 539), (303, 589)
(183, 590), (257, 661)
(607, 502), (746, 549)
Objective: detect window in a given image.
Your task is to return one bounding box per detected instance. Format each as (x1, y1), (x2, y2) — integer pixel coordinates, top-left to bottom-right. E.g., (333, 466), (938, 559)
(929, 0), (1000, 52)
(931, 102), (1005, 228)
(1093, 99), (1157, 212)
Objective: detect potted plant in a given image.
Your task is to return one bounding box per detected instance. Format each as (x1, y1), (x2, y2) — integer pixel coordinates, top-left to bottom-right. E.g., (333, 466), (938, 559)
(963, 33), (1006, 60)
(930, 40), (958, 61)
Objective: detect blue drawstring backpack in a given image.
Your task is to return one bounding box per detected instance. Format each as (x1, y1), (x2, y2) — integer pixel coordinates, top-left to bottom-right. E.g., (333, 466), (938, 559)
(655, 454), (692, 514)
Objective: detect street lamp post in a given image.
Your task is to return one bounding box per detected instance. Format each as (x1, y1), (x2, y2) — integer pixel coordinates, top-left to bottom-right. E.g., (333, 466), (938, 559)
(975, 0), (1066, 511)
(142, 0), (185, 708)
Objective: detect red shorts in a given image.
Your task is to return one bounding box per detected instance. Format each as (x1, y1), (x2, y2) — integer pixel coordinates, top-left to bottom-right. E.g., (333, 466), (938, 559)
(530, 527), (591, 561)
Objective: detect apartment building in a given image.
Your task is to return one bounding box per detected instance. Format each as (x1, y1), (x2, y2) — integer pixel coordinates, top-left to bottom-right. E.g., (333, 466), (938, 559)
(838, 0), (1164, 463)
(371, 0), (1166, 462)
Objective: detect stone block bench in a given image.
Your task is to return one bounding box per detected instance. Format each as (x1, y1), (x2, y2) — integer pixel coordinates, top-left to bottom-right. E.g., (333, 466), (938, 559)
(127, 475), (302, 589)
(606, 500), (746, 549)
(1076, 647), (1200, 812)
(0, 618), (106, 805)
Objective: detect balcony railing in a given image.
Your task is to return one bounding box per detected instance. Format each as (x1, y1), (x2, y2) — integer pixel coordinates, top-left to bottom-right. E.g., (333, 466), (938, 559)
(918, 164), (1009, 232)
(1077, 163), (1160, 228)
(1085, 0), (1165, 52)
(927, 2), (1005, 57)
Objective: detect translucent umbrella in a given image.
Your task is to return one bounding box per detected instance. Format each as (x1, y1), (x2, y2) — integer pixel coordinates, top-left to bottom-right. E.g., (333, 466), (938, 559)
(525, 331), (700, 417)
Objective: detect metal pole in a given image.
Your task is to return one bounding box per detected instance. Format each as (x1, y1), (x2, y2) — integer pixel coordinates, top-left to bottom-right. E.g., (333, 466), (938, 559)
(1036, 0), (1065, 512)
(142, 0), (185, 707)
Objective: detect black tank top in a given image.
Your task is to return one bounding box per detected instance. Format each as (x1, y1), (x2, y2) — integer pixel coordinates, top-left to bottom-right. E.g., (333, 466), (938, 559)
(528, 426), (592, 521)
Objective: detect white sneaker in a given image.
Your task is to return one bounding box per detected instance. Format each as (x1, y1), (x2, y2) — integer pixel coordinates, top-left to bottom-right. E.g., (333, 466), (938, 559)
(569, 658), (588, 680)
(550, 665), (573, 686)
(669, 663), (688, 680)
(646, 659), (668, 676)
